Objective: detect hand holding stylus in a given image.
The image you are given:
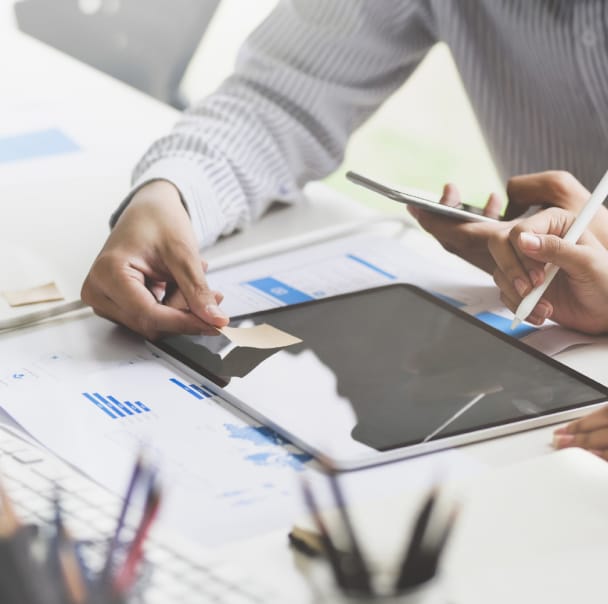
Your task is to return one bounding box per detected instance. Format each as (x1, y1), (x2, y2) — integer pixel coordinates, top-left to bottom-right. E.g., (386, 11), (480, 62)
(510, 168), (608, 328)
(489, 204), (608, 334)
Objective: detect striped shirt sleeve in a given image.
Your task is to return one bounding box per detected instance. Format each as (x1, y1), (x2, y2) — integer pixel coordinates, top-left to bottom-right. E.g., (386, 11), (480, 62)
(112, 0), (437, 247)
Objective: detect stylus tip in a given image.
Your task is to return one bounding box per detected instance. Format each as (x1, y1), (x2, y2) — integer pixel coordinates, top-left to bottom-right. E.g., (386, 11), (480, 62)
(510, 317), (522, 330)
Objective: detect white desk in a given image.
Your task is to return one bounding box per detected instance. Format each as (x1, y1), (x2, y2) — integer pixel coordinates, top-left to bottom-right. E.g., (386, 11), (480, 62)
(3, 28), (608, 604)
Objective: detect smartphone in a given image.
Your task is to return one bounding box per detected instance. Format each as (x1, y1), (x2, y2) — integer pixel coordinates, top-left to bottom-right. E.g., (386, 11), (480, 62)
(346, 171), (499, 223)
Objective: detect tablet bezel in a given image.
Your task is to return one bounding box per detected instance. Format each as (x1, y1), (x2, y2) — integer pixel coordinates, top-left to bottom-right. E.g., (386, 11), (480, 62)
(149, 284), (608, 470)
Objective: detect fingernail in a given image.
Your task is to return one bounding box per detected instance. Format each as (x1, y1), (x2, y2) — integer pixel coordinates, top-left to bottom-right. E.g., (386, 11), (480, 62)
(552, 434), (575, 448)
(513, 277), (529, 297)
(205, 304), (228, 321)
(520, 232), (541, 250)
(553, 426), (568, 435)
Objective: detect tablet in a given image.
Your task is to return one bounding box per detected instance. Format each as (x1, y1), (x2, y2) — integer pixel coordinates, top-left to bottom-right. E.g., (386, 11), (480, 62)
(149, 284), (608, 470)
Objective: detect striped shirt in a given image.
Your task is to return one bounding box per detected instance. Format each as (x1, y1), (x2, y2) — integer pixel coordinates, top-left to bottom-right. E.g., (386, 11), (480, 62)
(115, 0), (608, 248)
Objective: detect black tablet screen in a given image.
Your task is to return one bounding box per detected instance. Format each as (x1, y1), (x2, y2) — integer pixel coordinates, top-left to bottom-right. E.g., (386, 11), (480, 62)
(157, 285), (608, 452)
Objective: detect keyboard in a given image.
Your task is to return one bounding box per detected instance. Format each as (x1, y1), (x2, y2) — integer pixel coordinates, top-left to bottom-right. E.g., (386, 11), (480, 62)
(0, 425), (280, 604)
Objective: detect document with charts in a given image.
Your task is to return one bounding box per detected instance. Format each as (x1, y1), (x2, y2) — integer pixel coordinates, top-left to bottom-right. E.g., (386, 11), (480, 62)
(0, 230), (591, 545)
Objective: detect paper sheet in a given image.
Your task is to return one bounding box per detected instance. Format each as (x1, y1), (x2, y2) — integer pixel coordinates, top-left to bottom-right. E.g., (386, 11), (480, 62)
(0, 334), (482, 546)
(0, 230), (601, 547)
(207, 230), (595, 358)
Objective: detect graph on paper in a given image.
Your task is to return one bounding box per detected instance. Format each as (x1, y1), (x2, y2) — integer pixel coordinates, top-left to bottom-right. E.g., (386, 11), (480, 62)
(82, 392), (151, 419)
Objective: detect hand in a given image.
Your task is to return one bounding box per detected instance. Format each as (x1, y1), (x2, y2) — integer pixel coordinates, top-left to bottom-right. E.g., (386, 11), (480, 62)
(409, 182), (507, 273)
(489, 207), (608, 333)
(503, 171), (608, 246)
(553, 405), (608, 461)
(411, 171), (608, 274)
(81, 180), (229, 340)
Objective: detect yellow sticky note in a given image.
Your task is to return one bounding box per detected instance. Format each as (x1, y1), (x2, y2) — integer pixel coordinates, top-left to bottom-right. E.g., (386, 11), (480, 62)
(219, 324), (302, 349)
(2, 282), (64, 307)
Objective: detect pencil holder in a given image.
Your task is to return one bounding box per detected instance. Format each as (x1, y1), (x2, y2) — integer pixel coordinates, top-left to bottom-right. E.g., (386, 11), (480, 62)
(334, 575), (444, 604)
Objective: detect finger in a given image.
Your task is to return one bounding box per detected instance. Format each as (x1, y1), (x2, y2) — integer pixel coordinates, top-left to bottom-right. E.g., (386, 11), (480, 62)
(164, 288), (188, 310)
(505, 171), (590, 219)
(497, 276), (553, 325)
(501, 208), (573, 288)
(525, 299), (553, 325)
(488, 227), (535, 297)
(554, 405), (608, 435)
(493, 267), (521, 309)
(164, 288), (224, 310)
(83, 278), (214, 340)
(553, 426), (608, 451)
(483, 192), (503, 219)
(407, 205), (420, 220)
(161, 241), (229, 327)
(517, 231), (601, 276)
(439, 183), (462, 207)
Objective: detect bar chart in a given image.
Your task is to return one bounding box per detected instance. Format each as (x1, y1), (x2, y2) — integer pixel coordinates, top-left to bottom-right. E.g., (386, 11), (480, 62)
(82, 392), (151, 419)
(168, 378), (215, 400)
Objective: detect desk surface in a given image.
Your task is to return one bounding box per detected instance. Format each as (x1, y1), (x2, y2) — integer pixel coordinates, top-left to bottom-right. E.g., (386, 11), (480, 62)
(3, 28), (608, 604)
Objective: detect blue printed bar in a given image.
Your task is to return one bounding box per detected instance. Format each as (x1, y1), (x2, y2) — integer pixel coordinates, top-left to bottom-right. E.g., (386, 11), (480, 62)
(200, 385), (216, 397)
(169, 377), (204, 399)
(244, 277), (313, 304)
(135, 401), (151, 412)
(107, 395), (133, 416)
(346, 254), (397, 280)
(123, 400), (142, 414)
(189, 384), (209, 398)
(83, 392), (151, 418)
(0, 128), (80, 163)
(475, 312), (537, 338)
(82, 392), (116, 419)
(93, 393), (125, 417)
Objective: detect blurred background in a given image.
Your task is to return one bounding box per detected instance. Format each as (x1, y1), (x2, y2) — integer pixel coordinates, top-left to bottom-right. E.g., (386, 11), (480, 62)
(2, 0), (503, 212)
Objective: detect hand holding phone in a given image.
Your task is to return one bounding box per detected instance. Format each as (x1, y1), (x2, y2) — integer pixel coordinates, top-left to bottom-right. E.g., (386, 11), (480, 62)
(346, 171), (499, 223)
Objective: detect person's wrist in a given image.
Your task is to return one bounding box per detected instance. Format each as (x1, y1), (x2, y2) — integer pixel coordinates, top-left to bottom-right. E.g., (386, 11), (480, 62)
(128, 179), (186, 215)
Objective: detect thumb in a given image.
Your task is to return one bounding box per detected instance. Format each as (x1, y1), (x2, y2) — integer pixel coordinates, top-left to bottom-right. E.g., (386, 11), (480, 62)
(517, 232), (594, 275)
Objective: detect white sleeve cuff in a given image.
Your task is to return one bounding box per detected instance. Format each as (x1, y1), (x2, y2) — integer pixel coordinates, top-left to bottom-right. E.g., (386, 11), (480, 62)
(110, 157), (228, 249)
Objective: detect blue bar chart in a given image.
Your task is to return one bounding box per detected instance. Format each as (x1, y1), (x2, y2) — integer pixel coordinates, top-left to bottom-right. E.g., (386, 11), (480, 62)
(169, 378), (214, 400)
(82, 392), (151, 419)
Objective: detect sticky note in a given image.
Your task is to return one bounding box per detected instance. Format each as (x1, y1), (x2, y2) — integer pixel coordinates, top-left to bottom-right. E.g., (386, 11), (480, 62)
(219, 324), (302, 349)
(2, 282), (64, 307)
(0, 129), (80, 164)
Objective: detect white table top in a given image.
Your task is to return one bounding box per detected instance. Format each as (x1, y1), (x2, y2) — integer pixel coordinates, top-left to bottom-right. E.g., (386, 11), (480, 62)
(3, 28), (608, 604)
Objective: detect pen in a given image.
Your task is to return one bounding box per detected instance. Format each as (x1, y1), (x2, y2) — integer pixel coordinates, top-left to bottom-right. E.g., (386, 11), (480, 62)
(298, 476), (350, 591)
(395, 488), (437, 591)
(324, 468), (372, 594)
(114, 480), (162, 595)
(511, 168), (608, 328)
(101, 453), (146, 583)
